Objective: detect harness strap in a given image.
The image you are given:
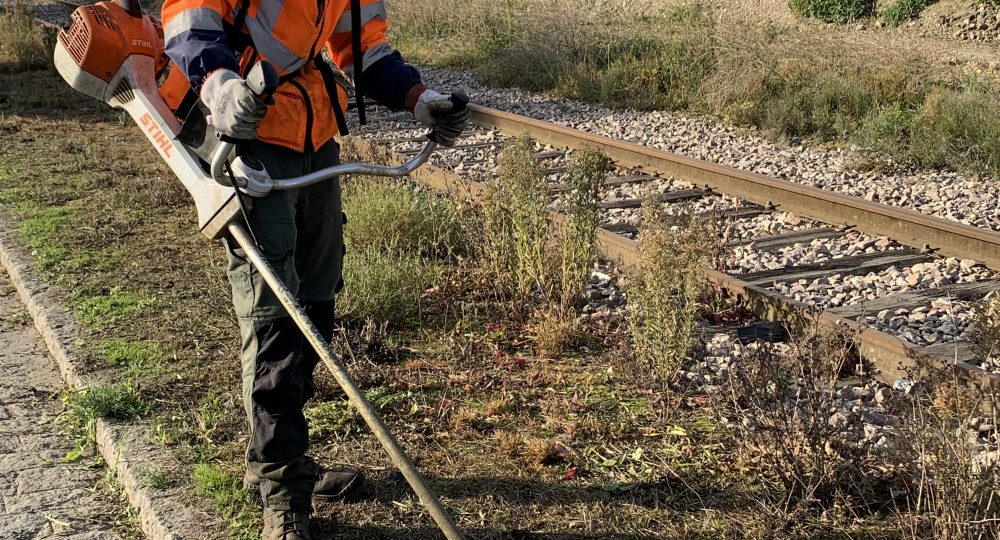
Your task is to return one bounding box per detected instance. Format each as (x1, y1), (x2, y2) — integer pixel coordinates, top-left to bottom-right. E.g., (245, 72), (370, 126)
(314, 57), (351, 136)
(350, 0), (366, 125)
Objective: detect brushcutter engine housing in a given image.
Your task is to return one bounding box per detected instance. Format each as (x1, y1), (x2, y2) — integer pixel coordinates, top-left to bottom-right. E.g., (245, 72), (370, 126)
(53, 0), (242, 239)
(54, 0), (164, 104)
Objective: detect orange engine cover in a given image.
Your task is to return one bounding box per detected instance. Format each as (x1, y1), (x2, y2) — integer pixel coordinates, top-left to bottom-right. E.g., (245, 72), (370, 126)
(57, 1), (164, 83)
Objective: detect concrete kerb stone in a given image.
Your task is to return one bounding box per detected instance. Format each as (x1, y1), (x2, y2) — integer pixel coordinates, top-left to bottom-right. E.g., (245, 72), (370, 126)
(0, 205), (226, 540)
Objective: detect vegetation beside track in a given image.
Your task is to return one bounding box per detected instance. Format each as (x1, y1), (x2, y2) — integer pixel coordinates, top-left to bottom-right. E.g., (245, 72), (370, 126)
(5, 8), (1000, 540)
(387, 0), (1000, 179)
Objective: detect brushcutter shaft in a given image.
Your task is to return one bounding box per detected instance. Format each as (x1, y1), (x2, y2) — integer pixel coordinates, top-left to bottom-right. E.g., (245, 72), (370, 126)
(227, 223), (466, 540)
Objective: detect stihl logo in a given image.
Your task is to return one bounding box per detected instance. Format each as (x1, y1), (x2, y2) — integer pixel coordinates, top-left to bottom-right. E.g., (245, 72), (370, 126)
(131, 39), (153, 49)
(140, 113), (173, 158)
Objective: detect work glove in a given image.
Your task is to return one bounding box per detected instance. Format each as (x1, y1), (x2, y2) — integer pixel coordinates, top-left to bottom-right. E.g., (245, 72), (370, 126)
(201, 69), (268, 140)
(412, 88), (469, 147)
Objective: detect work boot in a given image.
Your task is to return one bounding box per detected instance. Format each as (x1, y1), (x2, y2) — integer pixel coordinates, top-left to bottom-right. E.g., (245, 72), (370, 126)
(262, 508), (311, 540)
(246, 465), (365, 502)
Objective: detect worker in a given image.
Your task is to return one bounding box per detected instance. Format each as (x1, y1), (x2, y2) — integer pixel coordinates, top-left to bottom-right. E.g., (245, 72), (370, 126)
(157, 0), (468, 537)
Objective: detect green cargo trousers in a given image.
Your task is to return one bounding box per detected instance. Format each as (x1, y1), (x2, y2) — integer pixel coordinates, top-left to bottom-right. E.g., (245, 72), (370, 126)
(222, 138), (344, 511)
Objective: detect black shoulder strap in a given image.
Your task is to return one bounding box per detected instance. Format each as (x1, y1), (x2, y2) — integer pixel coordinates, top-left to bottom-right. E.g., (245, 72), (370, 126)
(350, 0), (366, 125)
(225, 0), (252, 53)
(315, 57), (351, 136)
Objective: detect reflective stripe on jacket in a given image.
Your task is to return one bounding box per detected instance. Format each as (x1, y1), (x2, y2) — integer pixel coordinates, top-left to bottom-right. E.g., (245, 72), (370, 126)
(159, 0), (420, 152)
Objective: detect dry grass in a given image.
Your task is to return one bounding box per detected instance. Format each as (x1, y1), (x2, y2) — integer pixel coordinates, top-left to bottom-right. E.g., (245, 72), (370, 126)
(0, 1), (51, 71)
(389, 0), (1000, 178)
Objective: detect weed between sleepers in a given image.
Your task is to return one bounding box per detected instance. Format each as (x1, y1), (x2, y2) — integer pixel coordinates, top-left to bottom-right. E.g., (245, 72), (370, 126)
(625, 200), (712, 389)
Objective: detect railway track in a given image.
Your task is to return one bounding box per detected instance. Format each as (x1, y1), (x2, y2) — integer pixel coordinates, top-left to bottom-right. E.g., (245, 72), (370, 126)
(353, 104), (1000, 389)
(17, 0), (999, 388)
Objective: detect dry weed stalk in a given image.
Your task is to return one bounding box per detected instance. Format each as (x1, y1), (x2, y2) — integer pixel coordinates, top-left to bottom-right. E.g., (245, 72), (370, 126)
(480, 134), (549, 300)
(555, 147), (607, 311)
(722, 326), (878, 515)
(626, 200), (710, 384)
(889, 381), (1000, 539)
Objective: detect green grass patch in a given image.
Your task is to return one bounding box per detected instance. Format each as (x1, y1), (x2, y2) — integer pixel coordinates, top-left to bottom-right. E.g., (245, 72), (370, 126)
(96, 338), (166, 372)
(788, 0), (876, 23)
(338, 247), (439, 327)
(60, 383), (150, 455)
(192, 463), (258, 540)
(74, 287), (157, 330)
(143, 467), (173, 489)
(342, 177), (463, 258)
(856, 86), (1000, 173)
(14, 205), (73, 271)
(881, 0), (937, 26)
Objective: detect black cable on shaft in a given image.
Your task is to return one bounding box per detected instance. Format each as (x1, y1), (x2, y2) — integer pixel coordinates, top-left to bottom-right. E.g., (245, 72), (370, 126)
(350, 0), (366, 125)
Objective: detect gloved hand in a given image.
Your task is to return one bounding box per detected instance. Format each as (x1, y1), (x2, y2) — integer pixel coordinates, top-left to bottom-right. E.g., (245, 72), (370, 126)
(201, 69), (268, 140)
(412, 88), (469, 147)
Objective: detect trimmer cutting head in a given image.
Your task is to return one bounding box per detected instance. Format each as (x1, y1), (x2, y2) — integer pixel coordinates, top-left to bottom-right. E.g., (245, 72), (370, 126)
(53, 0), (164, 106)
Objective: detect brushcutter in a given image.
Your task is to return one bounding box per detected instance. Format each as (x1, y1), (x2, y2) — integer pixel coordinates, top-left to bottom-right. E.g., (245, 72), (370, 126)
(52, 1), (465, 537)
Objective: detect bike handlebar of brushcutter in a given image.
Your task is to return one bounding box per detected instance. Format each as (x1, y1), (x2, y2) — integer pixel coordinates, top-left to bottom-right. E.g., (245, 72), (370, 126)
(210, 62), (470, 191)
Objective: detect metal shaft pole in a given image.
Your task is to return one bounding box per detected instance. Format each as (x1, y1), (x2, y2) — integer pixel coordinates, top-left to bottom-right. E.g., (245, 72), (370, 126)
(228, 223), (465, 540)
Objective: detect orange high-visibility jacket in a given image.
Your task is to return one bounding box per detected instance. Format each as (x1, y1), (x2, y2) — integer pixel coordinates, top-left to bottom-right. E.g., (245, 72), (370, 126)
(159, 0), (423, 152)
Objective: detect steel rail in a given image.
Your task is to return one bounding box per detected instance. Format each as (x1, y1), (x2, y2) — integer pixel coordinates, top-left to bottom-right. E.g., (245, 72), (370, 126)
(345, 135), (1000, 390)
(468, 104), (1000, 271)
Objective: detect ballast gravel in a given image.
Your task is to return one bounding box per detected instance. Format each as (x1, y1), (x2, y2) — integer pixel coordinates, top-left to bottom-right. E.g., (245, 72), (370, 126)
(687, 333), (998, 464)
(770, 257), (996, 311)
(859, 298), (974, 347)
(412, 66), (1000, 233)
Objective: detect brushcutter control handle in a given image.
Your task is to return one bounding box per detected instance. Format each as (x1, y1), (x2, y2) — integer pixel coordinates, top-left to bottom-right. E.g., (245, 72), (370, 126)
(427, 91), (470, 145)
(246, 61), (279, 104)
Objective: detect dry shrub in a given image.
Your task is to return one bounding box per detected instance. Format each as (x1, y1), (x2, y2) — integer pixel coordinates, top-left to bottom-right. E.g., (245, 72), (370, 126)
(788, 0), (876, 23)
(0, 1), (51, 71)
(721, 326), (879, 514)
(625, 202), (711, 385)
(888, 386), (1000, 539)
